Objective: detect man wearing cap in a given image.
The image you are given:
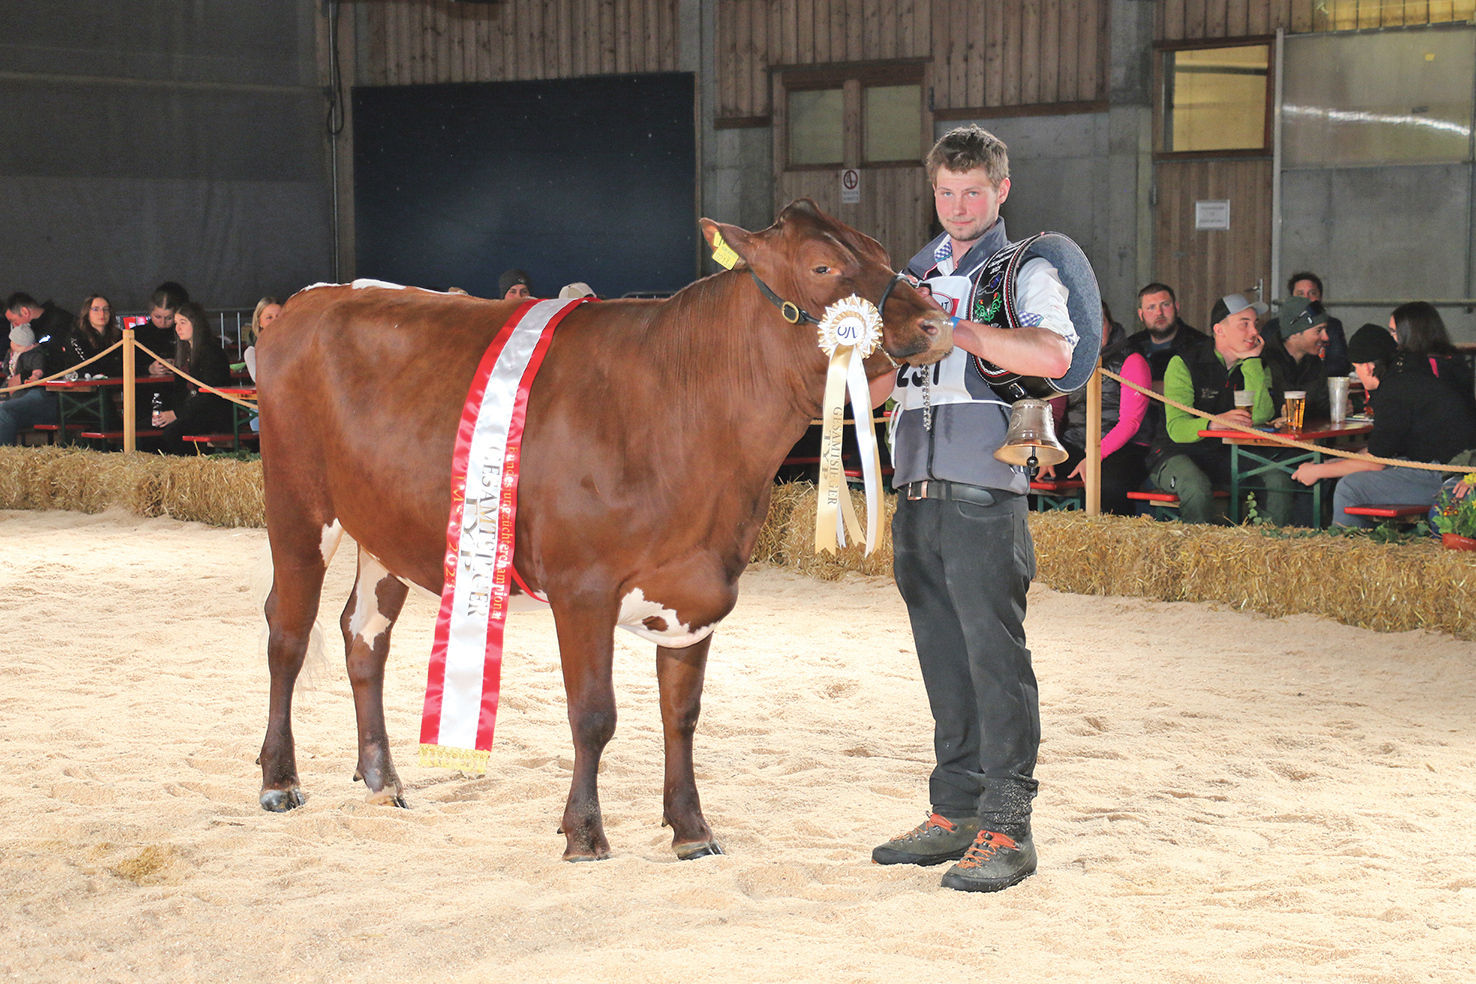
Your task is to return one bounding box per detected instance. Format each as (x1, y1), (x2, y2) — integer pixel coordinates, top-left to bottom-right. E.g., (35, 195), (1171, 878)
(0, 325), (59, 444)
(1263, 296), (1333, 421)
(1293, 324), (1476, 526)
(867, 124), (1083, 895)
(1287, 272), (1350, 377)
(1145, 292), (1295, 525)
(497, 269), (533, 300)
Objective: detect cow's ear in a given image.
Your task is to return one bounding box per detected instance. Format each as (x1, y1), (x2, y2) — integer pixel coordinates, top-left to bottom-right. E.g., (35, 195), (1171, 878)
(699, 218), (752, 271)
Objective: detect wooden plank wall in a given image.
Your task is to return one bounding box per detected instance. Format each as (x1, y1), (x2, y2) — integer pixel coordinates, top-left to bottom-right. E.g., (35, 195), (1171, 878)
(1155, 0), (1476, 41)
(356, 0), (681, 86)
(715, 0), (1109, 123)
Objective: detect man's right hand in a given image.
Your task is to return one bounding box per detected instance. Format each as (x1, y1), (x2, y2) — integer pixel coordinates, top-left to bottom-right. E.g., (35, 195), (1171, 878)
(1214, 408), (1254, 430)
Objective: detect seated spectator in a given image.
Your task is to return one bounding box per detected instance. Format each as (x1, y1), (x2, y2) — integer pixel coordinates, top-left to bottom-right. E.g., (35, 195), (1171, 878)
(1145, 293), (1295, 525)
(1125, 282), (1211, 381)
(1287, 272), (1350, 376)
(241, 296), (282, 384)
(146, 301), (233, 455)
(558, 282), (597, 300)
(64, 293), (125, 378)
(1293, 324), (1476, 526)
(498, 269), (533, 300)
(1039, 303), (1152, 514)
(5, 292), (74, 365)
(0, 325), (59, 444)
(1388, 301), (1475, 414)
(137, 284), (187, 359)
(1262, 296), (1332, 421)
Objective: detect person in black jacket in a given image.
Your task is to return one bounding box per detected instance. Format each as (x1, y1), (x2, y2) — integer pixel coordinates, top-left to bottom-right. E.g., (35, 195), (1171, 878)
(1293, 323), (1476, 526)
(1262, 295), (1333, 421)
(1287, 272), (1350, 376)
(147, 301), (233, 454)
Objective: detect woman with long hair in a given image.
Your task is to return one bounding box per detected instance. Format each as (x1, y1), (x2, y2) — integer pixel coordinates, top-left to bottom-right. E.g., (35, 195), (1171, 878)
(1390, 301), (1475, 411)
(149, 300), (233, 454)
(65, 293), (124, 376)
(242, 295), (281, 383)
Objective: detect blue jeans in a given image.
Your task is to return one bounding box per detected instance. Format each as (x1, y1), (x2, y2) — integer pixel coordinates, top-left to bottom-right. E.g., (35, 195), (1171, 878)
(1332, 466), (1447, 527)
(0, 389), (58, 444)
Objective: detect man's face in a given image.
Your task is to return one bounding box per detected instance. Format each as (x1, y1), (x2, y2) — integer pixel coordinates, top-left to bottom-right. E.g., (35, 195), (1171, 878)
(1213, 309), (1264, 361)
(5, 305), (38, 328)
(1291, 278), (1322, 302)
(932, 167), (1010, 249)
(503, 284), (530, 300)
(1286, 324), (1328, 360)
(1137, 290), (1178, 337)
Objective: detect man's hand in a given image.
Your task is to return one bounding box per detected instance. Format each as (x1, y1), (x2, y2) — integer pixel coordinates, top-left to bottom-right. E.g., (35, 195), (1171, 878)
(1292, 462), (1325, 486)
(1212, 408), (1253, 430)
(1037, 462), (1056, 480)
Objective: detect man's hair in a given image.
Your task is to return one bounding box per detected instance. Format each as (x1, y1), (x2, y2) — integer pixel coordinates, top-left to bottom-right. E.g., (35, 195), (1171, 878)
(1286, 271), (1323, 295)
(1136, 282), (1177, 306)
(150, 284), (187, 312)
(5, 291), (39, 314)
(925, 125), (1009, 186)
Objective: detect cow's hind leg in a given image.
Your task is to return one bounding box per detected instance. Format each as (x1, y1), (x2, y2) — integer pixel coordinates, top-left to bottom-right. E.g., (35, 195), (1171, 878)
(551, 603), (618, 861)
(341, 547), (410, 807)
(657, 636), (722, 859)
(260, 519), (345, 811)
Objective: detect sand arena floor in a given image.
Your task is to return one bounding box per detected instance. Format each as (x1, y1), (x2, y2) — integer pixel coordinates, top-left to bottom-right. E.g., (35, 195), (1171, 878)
(3, 508), (1473, 983)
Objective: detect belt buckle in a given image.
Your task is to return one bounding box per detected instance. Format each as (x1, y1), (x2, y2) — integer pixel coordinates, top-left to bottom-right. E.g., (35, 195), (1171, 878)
(907, 480), (928, 501)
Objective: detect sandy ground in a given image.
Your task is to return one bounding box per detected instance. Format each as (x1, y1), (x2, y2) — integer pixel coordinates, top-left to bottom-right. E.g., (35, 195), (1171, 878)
(2, 508), (1473, 983)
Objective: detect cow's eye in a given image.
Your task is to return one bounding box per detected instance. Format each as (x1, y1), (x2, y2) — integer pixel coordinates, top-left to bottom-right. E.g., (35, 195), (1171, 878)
(812, 265), (831, 275)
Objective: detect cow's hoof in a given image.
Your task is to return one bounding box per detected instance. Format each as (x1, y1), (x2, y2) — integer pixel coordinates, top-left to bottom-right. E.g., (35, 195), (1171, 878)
(562, 847), (612, 863)
(260, 787), (305, 812)
(365, 789), (408, 809)
(676, 841), (724, 860)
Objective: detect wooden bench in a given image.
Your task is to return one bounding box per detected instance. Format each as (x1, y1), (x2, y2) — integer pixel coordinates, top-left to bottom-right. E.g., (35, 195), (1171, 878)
(1343, 503), (1429, 527)
(28, 422), (84, 446)
(182, 432), (261, 452)
(1126, 488), (1229, 520)
(77, 429), (163, 448)
(1029, 479), (1085, 511)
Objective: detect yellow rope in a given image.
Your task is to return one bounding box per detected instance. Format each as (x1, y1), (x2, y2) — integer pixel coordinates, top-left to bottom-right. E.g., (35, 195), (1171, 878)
(133, 341), (258, 411)
(1, 340), (125, 395)
(1101, 367), (1467, 475)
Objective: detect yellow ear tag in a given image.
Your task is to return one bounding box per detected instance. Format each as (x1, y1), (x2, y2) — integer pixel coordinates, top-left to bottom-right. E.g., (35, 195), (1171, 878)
(710, 229), (740, 270)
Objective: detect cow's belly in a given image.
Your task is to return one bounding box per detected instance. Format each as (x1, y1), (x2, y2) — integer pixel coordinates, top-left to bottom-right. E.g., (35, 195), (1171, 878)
(615, 587), (717, 649)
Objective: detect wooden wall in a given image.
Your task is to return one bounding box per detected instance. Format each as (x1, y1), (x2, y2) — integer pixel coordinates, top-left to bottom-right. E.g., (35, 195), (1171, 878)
(715, 0), (1109, 125)
(354, 0), (681, 86)
(1155, 0), (1476, 41)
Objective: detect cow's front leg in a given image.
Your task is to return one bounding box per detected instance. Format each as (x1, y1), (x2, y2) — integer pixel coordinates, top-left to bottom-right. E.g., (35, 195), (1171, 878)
(552, 604), (618, 860)
(657, 636), (722, 859)
(341, 549), (410, 807)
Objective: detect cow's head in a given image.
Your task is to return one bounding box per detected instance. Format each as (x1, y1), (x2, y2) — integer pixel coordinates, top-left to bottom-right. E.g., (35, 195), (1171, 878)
(698, 200), (952, 369)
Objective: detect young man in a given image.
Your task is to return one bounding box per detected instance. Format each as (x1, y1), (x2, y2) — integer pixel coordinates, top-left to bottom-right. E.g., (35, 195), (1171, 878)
(868, 125), (1081, 893)
(1287, 271), (1349, 376)
(1146, 293), (1296, 525)
(1126, 282), (1210, 382)
(498, 269), (533, 300)
(1263, 296), (1333, 420)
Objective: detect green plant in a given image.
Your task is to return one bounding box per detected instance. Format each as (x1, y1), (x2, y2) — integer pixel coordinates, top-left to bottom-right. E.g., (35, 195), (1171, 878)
(1431, 472), (1476, 539)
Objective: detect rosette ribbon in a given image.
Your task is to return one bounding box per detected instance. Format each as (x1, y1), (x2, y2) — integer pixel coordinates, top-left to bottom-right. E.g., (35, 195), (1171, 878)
(814, 295), (885, 555)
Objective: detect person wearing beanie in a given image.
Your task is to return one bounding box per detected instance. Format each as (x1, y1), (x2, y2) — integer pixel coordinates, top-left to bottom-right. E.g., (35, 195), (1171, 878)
(1293, 321), (1476, 526)
(1287, 271), (1350, 376)
(1144, 291), (1296, 525)
(1262, 295), (1333, 420)
(0, 324), (60, 444)
(498, 269), (533, 300)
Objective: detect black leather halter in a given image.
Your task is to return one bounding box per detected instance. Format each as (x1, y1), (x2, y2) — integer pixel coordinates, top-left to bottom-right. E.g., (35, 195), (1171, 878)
(748, 268), (910, 327)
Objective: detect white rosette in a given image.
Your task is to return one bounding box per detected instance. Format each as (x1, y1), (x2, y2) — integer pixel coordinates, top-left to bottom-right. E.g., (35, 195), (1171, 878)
(814, 295), (885, 555)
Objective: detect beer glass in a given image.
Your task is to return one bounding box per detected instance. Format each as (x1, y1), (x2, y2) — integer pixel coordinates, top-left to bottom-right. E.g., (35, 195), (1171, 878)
(1283, 390), (1307, 432)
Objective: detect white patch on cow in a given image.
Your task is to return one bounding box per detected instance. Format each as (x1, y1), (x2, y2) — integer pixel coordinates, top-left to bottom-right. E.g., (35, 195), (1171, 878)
(319, 521), (344, 566)
(351, 277), (409, 291)
(348, 550), (397, 649)
(616, 588), (715, 648)
(299, 281), (339, 292)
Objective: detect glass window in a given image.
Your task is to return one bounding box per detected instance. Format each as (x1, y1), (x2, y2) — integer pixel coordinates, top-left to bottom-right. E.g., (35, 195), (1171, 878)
(863, 84), (921, 163)
(1163, 45), (1269, 153)
(1283, 29), (1474, 167)
(788, 88), (843, 166)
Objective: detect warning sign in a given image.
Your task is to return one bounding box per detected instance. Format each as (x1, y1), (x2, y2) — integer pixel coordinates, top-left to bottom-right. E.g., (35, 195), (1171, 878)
(840, 168), (861, 205)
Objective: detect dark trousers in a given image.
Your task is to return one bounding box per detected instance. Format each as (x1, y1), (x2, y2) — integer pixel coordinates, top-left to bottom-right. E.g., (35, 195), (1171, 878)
(892, 493), (1039, 828)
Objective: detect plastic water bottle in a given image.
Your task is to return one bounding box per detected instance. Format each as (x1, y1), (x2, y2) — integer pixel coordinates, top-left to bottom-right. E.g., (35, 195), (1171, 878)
(150, 392), (164, 427)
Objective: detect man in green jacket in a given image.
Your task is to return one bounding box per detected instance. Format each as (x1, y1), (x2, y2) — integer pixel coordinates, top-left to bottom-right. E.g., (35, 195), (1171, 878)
(1147, 292), (1296, 525)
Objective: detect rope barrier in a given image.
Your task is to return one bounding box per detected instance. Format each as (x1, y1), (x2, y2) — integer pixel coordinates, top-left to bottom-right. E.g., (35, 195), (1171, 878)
(132, 340), (258, 411)
(0, 340), (126, 395)
(1100, 366), (1469, 475)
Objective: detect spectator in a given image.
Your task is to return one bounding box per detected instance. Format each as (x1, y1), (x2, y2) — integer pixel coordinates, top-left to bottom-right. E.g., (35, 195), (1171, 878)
(5, 292), (74, 365)
(1146, 292), (1295, 525)
(498, 269), (533, 300)
(138, 284), (187, 359)
(241, 295), (282, 384)
(1262, 296), (1332, 421)
(1388, 301), (1475, 413)
(0, 325), (59, 443)
(1125, 282), (1211, 382)
(1287, 272), (1350, 376)
(63, 293), (124, 378)
(147, 301), (233, 455)
(1293, 324), (1476, 526)
(1040, 304), (1153, 514)
(558, 282), (596, 300)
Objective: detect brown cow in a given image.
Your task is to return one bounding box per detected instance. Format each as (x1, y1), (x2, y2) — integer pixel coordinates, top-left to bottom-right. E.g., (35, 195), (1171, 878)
(256, 200), (951, 860)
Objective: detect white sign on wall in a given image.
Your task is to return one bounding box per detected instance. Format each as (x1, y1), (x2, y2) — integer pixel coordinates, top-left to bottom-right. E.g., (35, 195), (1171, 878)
(840, 168), (861, 205)
(1195, 199), (1231, 230)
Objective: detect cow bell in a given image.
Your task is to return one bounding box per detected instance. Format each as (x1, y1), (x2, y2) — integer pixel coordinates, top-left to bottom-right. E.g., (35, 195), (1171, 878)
(994, 397), (1068, 469)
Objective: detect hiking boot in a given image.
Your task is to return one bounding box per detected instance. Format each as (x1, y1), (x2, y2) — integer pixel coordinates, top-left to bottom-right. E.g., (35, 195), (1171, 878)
(872, 813), (981, 866)
(939, 828), (1037, 893)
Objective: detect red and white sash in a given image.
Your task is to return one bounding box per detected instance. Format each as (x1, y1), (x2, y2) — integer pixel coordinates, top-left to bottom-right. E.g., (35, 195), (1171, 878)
(419, 298), (581, 771)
